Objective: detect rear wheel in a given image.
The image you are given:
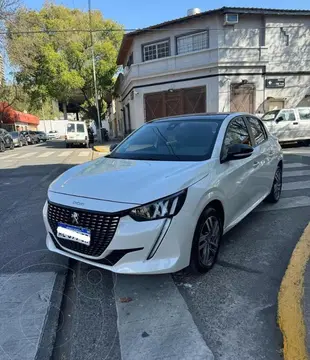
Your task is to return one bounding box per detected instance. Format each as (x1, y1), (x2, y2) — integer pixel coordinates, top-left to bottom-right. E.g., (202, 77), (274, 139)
(0, 141), (5, 152)
(265, 165), (282, 203)
(189, 207), (223, 274)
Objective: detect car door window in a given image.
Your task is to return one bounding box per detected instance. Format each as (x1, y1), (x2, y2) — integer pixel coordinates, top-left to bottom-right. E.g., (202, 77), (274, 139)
(298, 108), (310, 120)
(222, 117), (252, 158)
(247, 117), (267, 145)
(278, 110), (296, 121)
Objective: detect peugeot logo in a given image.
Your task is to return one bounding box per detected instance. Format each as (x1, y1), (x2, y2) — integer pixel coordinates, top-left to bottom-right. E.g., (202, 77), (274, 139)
(71, 212), (79, 225)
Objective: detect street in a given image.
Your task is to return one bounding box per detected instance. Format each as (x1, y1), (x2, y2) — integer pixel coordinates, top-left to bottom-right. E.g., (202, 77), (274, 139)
(1, 141), (310, 360)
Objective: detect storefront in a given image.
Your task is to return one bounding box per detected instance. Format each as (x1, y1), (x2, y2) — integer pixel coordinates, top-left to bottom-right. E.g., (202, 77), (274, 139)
(0, 102), (39, 131)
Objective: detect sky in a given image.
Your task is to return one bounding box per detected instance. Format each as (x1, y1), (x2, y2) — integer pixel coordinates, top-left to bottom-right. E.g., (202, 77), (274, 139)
(24, 0), (310, 30)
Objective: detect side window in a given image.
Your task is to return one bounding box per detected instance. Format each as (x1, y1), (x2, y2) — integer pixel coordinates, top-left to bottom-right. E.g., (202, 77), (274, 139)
(247, 117), (267, 145)
(222, 117), (252, 158)
(278, 110), (296, 121)
(298, 108), (310, 120)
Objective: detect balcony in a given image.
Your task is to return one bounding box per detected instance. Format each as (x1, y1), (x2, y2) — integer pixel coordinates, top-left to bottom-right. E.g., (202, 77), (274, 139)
(121, 46), (269, 92)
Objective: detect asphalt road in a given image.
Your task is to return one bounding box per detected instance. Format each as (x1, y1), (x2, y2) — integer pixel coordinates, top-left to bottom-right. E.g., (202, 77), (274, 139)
(1, 141), (310, 360)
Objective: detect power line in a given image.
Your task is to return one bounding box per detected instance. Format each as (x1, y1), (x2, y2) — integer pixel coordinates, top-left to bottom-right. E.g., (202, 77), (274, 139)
(3, 24), (310, 36)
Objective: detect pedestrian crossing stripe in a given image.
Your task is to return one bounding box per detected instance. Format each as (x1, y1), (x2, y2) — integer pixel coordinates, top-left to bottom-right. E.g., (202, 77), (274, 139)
(38, 151), (55, 158)
(283, 170), (310, 178)
(78, 151), (90, 157)
(284, 163), (309, 168)
(17, 153), (33, 159)
(58, 151), (73, 157)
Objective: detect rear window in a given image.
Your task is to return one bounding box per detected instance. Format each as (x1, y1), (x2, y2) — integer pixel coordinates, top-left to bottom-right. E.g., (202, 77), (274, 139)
(10, 131), (18, 137)
(76, 124), (85, 133)
(298, 108), (310, 120)
(67, 123), (75, 132)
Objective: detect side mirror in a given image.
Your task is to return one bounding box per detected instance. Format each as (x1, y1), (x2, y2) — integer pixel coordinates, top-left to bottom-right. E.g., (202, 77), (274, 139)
(223, 144), (253, 163)
(275, 116), (283, 123)
(109, 143), (119, 152)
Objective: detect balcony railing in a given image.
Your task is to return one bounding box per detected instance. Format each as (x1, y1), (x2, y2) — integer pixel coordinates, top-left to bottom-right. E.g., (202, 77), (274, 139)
(121, 46), (269, 92)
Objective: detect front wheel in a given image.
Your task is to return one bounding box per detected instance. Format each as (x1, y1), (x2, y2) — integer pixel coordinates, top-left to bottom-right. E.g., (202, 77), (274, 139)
(189, 207), (223, 274)
(265, 165), (282, 203)
(0, 142), (5, 152)
(10, 141), (14, 150)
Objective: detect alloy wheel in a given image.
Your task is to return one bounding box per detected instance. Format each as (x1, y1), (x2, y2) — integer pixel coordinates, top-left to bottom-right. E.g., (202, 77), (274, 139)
(198, 215), (221, 267)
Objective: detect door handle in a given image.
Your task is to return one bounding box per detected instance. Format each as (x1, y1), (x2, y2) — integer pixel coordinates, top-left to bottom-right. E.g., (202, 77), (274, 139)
(292, 122), (299, 125)
(253, 161), (259, 168)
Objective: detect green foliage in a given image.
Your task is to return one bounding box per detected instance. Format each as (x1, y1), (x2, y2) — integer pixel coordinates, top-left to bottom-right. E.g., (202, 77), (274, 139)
(6, 3), (124, 121)
(0, 82), (59, 119)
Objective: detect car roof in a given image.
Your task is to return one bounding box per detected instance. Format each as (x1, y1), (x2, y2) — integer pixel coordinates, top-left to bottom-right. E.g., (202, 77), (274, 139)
(149, 112), (249, 123)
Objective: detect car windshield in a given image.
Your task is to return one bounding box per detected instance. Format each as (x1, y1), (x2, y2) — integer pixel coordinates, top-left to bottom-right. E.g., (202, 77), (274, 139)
(109, 118), (223, 161)
(76, 124), (85, 133)
(261, 110), (280, 121)
(67, 124), (75, 132)
(10, 131), (18, 137)
(21, 131), (28, 135)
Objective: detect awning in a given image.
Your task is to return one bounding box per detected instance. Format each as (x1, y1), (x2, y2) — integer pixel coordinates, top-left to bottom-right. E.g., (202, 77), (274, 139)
(0, 102), (40, 126)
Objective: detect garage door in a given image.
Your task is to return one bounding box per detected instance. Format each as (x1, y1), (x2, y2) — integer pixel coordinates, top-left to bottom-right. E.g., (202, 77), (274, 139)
(144, 86), (206, 122)
(230, 83), (255, 113)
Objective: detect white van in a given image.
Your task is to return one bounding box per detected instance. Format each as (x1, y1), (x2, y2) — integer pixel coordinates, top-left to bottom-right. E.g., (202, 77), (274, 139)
(261, 107), (310, 144)
(65, 121), (89, 148)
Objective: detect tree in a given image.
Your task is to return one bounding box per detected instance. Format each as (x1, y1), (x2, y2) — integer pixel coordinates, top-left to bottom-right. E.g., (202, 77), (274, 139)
(6, 3), (123, 126)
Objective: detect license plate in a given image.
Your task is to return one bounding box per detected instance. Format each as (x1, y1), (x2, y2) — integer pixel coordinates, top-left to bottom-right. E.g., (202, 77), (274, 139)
(57, 222), (91, 246)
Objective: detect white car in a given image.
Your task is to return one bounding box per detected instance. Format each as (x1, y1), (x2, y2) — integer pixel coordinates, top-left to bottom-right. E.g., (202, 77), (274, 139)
(48, 130), (60, 140)
(261, 107), (310, 144)
(43, 113), (283, 275)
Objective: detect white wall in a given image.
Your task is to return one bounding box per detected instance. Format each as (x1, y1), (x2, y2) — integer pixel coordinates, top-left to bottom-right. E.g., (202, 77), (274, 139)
(38, 120), (68, 135)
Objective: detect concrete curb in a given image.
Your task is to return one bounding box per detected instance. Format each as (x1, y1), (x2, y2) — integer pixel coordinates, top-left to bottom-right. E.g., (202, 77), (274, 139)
(278, 223), (310, 360)
(93, 145), (110, 153)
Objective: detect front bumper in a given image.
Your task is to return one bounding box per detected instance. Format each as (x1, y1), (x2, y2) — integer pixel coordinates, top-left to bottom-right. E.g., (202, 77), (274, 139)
(43, 193), (196, 274)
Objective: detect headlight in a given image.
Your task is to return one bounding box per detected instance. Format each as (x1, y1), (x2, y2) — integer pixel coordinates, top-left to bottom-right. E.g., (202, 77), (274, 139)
(129, 189), (187, 221)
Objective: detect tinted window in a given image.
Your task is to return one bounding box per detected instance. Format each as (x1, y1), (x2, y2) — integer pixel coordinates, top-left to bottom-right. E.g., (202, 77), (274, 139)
(261, 110), (280, 121)
(10, 131), (19, 137)
(279, 110), (296, 121)
(67, 123), (75, 133)
(298, 108), (310, 120)
(109, 119), (223, 161)
(247, 117), (267, 145)
(76, 124), (85, 133)
(222, 117), (251, 158)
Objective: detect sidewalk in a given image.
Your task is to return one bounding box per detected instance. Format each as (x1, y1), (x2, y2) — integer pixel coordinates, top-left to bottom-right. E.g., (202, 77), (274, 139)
(278, 223), (310, 360)
(91, 140), (119, 160)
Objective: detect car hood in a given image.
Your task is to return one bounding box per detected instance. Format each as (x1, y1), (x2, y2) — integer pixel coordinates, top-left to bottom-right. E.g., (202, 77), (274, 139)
(49, 156), (212, 205)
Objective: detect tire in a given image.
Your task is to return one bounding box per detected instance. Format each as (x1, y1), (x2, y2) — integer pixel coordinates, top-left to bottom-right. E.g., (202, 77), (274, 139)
(19, 140), (23, 147)
(189, 207), (223, 274)
(265, 165), (282, 203)
(10, 141), (14, 150)
(0, 141), (5, 152)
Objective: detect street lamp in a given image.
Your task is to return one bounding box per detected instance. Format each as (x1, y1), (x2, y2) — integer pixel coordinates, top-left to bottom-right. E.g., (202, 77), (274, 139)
(88, 0), (102, 143)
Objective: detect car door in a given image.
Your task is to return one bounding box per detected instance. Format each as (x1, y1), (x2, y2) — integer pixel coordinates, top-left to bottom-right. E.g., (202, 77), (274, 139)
(296, 108), (310, 140)
(245, 116), (275, 199)
(219, 116), (258, 227)
(273, 109), (299, 141)
(2, 129), (11, 147)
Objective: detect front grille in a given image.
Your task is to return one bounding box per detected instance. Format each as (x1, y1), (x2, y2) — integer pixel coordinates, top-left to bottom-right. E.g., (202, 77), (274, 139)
(48, 202), (120, 257)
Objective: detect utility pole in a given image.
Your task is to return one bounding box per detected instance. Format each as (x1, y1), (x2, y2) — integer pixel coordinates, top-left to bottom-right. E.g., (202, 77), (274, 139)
(88, 0), (102, 143)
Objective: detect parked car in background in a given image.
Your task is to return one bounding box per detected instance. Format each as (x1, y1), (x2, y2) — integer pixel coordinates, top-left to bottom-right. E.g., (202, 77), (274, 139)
(9, 131), (28, 147)
(65, 121), (89, 148)
(43, 113), (283, 275)
(0, 128), (14, 152)
(48, 130), (60, 140)
(21, 131), (39, 145)
(261, 107), (310, 144)
(35, 131), (48, 142)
